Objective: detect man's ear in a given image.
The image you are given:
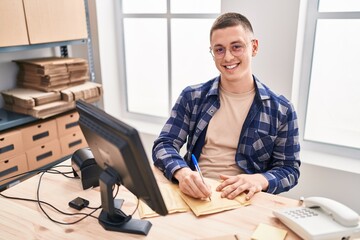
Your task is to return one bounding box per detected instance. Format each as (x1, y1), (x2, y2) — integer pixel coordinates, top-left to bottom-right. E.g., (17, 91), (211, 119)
(252, 39), (259, 57)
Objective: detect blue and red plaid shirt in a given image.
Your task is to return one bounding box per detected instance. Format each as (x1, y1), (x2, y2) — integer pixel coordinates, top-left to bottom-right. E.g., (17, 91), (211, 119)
(152, 75), (300, 194)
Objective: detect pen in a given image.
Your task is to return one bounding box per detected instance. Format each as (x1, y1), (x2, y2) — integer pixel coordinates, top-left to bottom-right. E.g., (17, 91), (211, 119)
(191, 154), (211, 201)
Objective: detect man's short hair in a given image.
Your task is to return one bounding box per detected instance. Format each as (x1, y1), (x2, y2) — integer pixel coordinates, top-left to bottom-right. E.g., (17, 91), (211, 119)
(210, 12), (254, 39)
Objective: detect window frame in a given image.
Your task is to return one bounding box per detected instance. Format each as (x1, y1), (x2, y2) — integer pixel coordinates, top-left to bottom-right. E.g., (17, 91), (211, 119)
(116, 1), (219, 125)
(298, 0), (360, 159)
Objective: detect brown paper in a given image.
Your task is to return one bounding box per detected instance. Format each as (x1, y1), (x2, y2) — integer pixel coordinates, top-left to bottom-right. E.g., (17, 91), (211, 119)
(138, 178), (250, 219)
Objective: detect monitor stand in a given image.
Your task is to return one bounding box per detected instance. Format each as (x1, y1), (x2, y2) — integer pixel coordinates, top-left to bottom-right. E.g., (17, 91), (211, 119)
(97, 167), (152, 235)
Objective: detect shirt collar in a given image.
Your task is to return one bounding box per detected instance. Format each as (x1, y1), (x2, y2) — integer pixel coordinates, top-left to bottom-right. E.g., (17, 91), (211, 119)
(206, 76), (220, 98)
(253, 75), (271, 101)
(207, 75), (271, 101)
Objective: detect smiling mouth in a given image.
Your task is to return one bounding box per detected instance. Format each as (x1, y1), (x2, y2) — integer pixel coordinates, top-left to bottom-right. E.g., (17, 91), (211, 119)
(224, 63), (239, 69)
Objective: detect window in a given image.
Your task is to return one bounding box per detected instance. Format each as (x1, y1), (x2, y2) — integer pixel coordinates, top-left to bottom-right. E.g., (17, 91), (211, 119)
(299, 0), (360, 156)
(118, 0), (220, 123)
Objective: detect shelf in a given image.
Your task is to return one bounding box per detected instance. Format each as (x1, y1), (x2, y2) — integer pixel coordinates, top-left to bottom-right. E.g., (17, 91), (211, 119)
(0, 0), (92, 189)
(0, 109), (37, 132)
(0, 39), (87, 54)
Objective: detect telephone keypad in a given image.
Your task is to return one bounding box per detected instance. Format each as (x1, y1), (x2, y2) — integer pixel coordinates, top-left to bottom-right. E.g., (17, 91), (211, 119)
(285, 208), (319, 219)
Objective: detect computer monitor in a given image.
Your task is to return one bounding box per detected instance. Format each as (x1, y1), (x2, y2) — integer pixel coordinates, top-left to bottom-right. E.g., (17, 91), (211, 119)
(76, 100), (168, 235)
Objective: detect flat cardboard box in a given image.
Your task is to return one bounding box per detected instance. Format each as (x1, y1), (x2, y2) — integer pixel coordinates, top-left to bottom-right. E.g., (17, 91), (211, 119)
(17, 72), (71, 86)
(0, 154), (28, 185)
(56, 111), (80, 137)
(0, 130), (24, 161)
(1, 88), (61, 109)
(18, 62), (68, 75)
(13, 57), (90, 92)
(23, 0), (87, 44)
(85, 96), (101, 104)
(21, 119), (58, 150)
(0, 0), (29, 47)
(26, 139), (61, 170)
(18, 81), (86, 92)
(59, 130), (88, 157)
(5, 101), (76, 119)
(15, 57), (88, 74)
(61, 81), (103, 102)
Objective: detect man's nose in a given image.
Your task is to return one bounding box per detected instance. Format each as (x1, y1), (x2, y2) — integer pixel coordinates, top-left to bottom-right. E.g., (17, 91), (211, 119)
(223, 49), (235, 60)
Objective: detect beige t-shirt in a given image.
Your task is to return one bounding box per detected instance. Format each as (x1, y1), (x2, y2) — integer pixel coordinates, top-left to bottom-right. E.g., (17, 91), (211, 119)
(199, 85), (255, 180)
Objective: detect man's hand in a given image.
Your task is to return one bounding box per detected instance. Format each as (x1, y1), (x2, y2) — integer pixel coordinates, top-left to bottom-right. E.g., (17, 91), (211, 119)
(216, 173), (269, 200)
(174, 168), (212, 199)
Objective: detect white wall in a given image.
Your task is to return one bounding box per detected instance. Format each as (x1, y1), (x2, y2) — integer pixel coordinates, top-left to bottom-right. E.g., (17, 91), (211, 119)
(92, 0), (123, 119)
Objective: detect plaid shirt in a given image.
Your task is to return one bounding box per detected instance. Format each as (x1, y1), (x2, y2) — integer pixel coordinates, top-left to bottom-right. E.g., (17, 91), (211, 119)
(152, 75), (300, 194)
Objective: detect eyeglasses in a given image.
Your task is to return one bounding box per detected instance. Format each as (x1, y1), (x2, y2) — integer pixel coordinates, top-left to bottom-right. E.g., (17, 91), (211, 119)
(209, 40), (255, 59)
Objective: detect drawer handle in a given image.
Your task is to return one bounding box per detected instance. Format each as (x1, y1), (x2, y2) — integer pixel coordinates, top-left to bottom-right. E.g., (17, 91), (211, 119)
(36, 151), (53, 161)
(69, 139), (82, 148)
(0, 144), (14, 154)
(33, 131), (49, 141)
(65, 122), (78, 129)
(0, 166), (18, 178)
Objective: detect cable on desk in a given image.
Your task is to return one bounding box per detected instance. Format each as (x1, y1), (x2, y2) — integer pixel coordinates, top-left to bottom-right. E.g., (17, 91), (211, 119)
(0, 165), (101, 225)
(36, 170), (102, 225)
(1, 164), (140, 226)
(0, 189), (100, 222)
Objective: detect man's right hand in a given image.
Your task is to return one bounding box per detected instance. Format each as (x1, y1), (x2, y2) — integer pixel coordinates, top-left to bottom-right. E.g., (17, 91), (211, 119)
(174, 168), (212, 199)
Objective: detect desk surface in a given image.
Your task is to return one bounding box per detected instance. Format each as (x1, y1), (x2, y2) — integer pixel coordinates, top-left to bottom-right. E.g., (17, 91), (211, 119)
(0, 161), (302, 240)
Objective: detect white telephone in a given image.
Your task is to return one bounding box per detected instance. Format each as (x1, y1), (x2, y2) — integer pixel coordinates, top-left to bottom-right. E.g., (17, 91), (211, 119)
(273, 197), (360, 240)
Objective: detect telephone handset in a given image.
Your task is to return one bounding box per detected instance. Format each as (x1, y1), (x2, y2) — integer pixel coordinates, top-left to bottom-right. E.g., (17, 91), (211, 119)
(304, 197), (359, 227)
(273, 197), (360, 240)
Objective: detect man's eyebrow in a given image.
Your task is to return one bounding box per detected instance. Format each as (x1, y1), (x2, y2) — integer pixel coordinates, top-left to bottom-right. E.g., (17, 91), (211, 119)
(230, 40), (246, 45)
(213, 40), (246, 47)
(213, 43), (224, 48)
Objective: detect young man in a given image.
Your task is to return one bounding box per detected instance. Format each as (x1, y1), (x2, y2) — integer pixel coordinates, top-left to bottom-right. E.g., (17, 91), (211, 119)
(152, 12), (300, 200)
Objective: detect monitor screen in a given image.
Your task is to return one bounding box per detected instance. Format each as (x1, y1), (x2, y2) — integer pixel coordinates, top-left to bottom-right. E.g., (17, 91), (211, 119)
(76, 100), (168, 235)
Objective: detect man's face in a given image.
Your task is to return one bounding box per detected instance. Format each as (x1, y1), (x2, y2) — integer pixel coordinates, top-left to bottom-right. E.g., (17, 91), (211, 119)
(210, 25), (257, 83)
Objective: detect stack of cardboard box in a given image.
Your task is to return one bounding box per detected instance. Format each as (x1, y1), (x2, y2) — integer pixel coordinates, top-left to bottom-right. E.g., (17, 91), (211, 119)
(1, 57), (102, 119)
(14, 57), (89, 91)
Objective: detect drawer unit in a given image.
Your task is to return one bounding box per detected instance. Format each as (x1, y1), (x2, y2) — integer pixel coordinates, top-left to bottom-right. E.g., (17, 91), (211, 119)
(21, 119), (58, 150)
(0, 154), (28, 185)
(26, 139), (61, 170)
(0, 130), (24, 161)
(59, 130), (88, 157)
(56, 111), (81, 137)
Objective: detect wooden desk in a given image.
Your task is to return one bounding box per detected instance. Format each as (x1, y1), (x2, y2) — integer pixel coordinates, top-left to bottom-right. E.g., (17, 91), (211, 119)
(0, 161), (302, 240)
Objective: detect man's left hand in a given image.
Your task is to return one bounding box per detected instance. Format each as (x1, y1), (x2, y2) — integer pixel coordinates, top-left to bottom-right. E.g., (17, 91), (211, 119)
(216, 173), (269, 200)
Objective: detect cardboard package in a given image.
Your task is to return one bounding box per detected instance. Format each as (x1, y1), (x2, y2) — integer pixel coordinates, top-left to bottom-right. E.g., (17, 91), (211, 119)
(0, 130), (24, 161)
(26, 138), (61, 170)
(0, 154), (28, 185)
(21, 119), (58, 150)
(14, 57), (88, 73)
(59, 130), (88, 157)
(1, 56), (102, 119)
(4, 101), (76, 119)
(1, 88), (61, 109)
(14, 57), (89, 92)
(61, 81), (103, 102)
